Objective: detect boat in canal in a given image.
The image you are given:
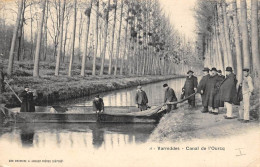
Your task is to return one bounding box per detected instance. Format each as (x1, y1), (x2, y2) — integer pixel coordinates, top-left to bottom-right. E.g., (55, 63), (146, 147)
(0, 105), (168, 123)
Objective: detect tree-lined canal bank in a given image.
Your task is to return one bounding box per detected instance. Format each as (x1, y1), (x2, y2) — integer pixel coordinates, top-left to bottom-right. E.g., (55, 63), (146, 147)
(1, 75), (185, 107)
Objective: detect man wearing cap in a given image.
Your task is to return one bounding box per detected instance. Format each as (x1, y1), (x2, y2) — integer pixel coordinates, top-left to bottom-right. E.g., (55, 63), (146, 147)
(135, 86), (148, 111)
(182, 70), (198, 107)
(93, 95), (104, 113)
(197, 67), (210, 113)
(217, 70), (225, 80)
(163, 84), (177, 111)
(205, 68), (224, 115)
(20, 86), (35, 112)
(219, 67), (238, 119)
(238, 68), (254, 123)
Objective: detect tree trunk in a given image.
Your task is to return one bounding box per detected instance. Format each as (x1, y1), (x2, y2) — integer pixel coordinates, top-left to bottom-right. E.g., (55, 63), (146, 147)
(55, 0), (66, 76)
(114, 0), (123, 75)
(100, 0), (111, 75)
(108, 0), (117, 75)
(251, 0), (260, 78)
(68, 0), (77, 77)
(78, 12), (83, 62)
(240, 0), (250, 69)
(222, 0), (234, 69)
(17, 1), (25, 61)
(120, 9), (130, 75)
(81, 0), (93, 76)
(43, 0), (49, 61)
(218, 3), (228, 68)
(232, 0), (243, 85)
(33, 0), (47, 77)
(7, 0), (24, 76)
(92, 0), (99, 75)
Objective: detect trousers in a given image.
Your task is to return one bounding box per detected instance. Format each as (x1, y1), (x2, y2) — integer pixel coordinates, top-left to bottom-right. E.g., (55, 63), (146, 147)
(239, 93), (250, 120)
(225, 102), (233, 117)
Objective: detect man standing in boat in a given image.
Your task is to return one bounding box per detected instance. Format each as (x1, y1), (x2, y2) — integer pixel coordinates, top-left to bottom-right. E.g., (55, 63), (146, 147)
(135, 86), (148, 111)
(93, 95), (104, 113)
(163, 83), (177, 111)
(182, 70), (198, 108)
(20, 86), (35, 112)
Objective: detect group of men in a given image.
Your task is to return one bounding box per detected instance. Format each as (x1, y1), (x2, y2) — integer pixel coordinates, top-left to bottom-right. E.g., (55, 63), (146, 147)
(134, 66), (254, 123)
(194, 66), (254, 123)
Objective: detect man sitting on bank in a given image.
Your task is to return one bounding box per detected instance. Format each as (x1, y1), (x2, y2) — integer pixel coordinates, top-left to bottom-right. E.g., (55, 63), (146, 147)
(93, 95), (104, 113)
(135, 86), (149, 111)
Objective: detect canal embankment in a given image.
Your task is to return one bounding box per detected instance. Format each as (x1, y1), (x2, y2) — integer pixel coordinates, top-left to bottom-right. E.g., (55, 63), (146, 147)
(1, 74), (185, 107)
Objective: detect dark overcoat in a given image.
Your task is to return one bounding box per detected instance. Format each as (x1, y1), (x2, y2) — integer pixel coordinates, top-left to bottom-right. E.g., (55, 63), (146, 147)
(164, 87), (177, 102)
(214, 75), (225, 107)
(205, 75), (223, 108)
(20, 91), (35, 112)
(197, 74), (210, 107)
(135, 90), (148, 105)
(93, 98), (104, 111)
(183, 75), (198, 100)
(219, 73), (239, 104)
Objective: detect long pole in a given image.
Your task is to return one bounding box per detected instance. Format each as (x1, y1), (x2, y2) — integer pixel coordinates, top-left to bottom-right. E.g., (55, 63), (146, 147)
(4, 80), (22, 103)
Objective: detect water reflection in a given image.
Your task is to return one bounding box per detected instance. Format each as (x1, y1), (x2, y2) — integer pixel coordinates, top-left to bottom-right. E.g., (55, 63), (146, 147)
(0, 123), (156, 150)
(20, 125), (34, 147)
(92, 124), (104, 149)
(57, 78), (186, 107)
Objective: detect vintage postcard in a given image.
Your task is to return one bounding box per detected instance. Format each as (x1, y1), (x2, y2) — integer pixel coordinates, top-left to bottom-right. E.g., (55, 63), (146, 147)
(0, 0), (259, 166)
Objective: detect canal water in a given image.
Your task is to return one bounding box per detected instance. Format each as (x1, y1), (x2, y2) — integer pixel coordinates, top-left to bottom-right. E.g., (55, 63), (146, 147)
(0, 78), (186, 152)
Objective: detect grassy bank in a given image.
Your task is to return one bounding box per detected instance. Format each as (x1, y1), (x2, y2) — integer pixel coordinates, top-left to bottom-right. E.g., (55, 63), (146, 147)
(0, 60), (184, 107)
(1, 74), (184, 107)
(149, 91), (259, 142)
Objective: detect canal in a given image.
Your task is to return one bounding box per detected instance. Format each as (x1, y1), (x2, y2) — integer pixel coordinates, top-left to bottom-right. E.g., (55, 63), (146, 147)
(0, 78), (186, 151)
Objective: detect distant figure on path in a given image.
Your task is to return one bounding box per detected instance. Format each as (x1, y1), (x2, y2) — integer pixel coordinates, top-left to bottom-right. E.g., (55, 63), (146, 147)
(20, 86), (35, 112)
(217, 70), (225, 80)
(93, 95), (104, 113)
(197, 67), (210, 113)
(238, 68), (254, 123)
(182, 70), (198, 108)
(219, 67), (238, 119)
(135, 86), (148, 111)
(163, 83), (177, 111)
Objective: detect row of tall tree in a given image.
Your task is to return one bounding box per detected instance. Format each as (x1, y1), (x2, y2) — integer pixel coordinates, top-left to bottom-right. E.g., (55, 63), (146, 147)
(195, 0), (260, 86)
(0, 0), (198, 77)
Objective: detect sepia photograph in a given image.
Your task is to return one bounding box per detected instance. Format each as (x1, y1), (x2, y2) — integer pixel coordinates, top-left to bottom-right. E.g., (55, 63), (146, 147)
(0, 0), (259, 166)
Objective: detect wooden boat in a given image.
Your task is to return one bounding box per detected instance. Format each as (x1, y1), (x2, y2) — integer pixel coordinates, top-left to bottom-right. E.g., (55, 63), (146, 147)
(0, 105), (168, 123)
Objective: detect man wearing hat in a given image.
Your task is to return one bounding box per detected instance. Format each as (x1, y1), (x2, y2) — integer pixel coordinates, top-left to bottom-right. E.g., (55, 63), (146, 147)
(238, 68), (254, 123)
(163, 83), (177, 112)
(197, 67), (210, 113)
(205, 67), (224, 115)
(20, 86), (35, 112)
(93, 94), (104, 113)
(217, 70), (225, 80)
(219, 67), (238, 119)
(182, 70), (198, 108)
(135, 86), (148, 111)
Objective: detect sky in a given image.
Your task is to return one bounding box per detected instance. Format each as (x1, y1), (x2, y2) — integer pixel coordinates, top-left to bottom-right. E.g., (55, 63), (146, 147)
(159, 0), (197, 40)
